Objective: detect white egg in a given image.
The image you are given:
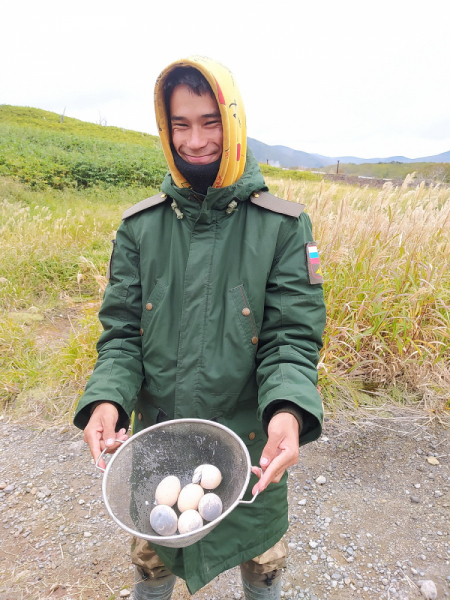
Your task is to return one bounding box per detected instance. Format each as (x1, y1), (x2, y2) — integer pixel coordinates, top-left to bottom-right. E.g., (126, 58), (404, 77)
(154, 475), (181, 507)
(177, 483), (204, 513)
(198, 493), (223, 521)
(192, 464), (207, 484)
(178, 509), (203, 534)
(150, 505), (178, 536)
(193, 464), (222, 490)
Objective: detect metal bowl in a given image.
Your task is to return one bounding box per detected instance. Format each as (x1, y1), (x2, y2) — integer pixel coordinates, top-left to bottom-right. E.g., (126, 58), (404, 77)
(100, 419), (255, 548)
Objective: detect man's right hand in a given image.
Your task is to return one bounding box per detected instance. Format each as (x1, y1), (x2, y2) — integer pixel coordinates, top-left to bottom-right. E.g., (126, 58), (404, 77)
(83, 402), (129, 469)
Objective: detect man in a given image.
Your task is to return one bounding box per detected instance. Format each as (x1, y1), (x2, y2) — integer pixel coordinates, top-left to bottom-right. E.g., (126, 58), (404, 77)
(74, 56), (326, 599)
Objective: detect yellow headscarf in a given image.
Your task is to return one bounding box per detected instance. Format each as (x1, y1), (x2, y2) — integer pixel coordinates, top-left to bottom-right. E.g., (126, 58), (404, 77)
(154, 56), (247, 189)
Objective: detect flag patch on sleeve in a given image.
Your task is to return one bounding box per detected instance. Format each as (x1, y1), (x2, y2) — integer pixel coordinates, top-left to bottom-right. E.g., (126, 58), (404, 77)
(305, 242), (324, 284)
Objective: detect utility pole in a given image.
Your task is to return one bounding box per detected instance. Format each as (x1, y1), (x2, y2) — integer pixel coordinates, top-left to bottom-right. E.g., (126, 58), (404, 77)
(336, 160), (340, 174)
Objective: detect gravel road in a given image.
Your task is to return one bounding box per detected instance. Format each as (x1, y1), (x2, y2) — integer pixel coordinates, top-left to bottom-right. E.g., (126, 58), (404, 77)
(1, 413), (449, 599)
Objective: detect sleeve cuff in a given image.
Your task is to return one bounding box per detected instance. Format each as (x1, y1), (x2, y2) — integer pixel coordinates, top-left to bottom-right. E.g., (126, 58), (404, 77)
(76, 401), (131, 432)
(262, 400), (305, 438)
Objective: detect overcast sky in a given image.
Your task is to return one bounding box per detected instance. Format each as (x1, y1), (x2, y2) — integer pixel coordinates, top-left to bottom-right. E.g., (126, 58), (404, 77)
(2, 0), (450, 159)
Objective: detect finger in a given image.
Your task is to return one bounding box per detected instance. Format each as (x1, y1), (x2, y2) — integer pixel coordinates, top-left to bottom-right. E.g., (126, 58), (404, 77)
(260, 438), (282, 469)
(97, 455), (107, 471)
(251, 466), (262, 479)
(84, 426), (102, 463)
(253, 448), (298, 494)
(253, 459), (280, 494)
(99, 430), (129, 454)
(103, 422), (117, 449)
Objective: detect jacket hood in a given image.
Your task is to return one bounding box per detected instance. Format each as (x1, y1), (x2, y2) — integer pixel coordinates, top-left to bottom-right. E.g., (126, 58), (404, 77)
(154, 56), (247, 190)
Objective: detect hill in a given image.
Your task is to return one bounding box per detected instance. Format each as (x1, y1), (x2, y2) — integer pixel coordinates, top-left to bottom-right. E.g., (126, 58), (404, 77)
(0, 105), (167, 189)
(247, 137), (325, 169)
(3, 105), (449, 187)
(248, 137), (450, 169)
(0, 105), (161, 146)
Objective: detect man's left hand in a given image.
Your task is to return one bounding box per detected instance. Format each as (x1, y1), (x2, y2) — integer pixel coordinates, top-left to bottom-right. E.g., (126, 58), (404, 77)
(252, 412), (299, 495)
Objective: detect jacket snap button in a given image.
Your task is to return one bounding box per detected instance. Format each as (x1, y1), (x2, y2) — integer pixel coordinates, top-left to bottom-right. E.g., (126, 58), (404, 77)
(251, 336), (258, 345)
(242, 307), (250, 316)
(146, 303), (153, 311)
(249, 432), (255, 440)
(138, 413), (143, 420)
(140, 328), (144, 336)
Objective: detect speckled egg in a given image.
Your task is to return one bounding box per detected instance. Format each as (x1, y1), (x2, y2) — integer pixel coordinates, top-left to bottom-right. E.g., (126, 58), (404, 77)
(154, 475), (181, 507)
(150, 505), (178, 536)
(193, 464), (222, 490)
(198, 493), (223, 521)
(178, 509), (203, 534)
(177, 483), (204, 512)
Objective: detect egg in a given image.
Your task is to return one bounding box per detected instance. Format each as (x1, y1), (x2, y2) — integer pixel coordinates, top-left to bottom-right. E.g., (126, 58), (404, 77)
(192, 464), (222, 490)
(198, 493), (223, 521)
(154, 475), (181, 507)
(150, 505), (178, 536)
(177, 483), (204, 512)
(178, 509), (203, 534)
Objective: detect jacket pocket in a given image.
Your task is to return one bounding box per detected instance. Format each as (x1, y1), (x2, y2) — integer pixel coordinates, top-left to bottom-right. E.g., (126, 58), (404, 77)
(230, 284), (259, 358)
(140, 282), (167, 329)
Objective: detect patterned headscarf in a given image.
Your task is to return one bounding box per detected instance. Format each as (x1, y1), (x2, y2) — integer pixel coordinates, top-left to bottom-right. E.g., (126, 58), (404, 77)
(154, 56), (247, 189)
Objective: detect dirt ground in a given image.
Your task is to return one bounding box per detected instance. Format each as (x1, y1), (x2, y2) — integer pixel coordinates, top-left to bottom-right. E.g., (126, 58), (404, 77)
(0, 411), (449, 600)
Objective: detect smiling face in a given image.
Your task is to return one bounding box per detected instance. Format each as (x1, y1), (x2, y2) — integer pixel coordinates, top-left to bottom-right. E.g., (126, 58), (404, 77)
(170, 84), (223, 166)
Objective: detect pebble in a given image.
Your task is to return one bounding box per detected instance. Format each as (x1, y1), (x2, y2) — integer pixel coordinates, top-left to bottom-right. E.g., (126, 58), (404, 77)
(1, 418), (448, 600)
(119, 590), (131, 598)
(315, 476), (326, 485)
(419, 579), (437, 599)
(427, 457), (440, 465)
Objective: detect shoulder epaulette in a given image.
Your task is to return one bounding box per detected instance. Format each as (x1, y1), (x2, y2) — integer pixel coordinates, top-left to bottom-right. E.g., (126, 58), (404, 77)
(122, 192), (169, 220)
(250, 191), (305, 218)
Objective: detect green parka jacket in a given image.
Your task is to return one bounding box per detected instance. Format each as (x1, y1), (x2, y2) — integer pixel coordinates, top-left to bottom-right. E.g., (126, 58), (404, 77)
(74, 151), (326, 593)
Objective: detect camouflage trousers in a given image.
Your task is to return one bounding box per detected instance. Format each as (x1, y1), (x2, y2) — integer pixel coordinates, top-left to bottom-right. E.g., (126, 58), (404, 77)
(131, 536), (288, 583)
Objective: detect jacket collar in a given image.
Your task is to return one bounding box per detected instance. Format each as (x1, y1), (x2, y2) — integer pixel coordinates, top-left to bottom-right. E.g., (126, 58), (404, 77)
(161, 149), (267, 221)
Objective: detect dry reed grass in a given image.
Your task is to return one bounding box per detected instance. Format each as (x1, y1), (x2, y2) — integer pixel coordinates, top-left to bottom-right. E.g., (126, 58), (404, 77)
(269, 177), (450, 419)
(1, 176), (449, 423)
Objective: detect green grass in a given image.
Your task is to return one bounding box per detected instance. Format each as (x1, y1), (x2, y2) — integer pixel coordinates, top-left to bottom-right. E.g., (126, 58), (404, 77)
(0, 106), (167, 189)
(320, 161), (450, 183)
(0, 105), (160, 145)
(260, 163), (323, 182)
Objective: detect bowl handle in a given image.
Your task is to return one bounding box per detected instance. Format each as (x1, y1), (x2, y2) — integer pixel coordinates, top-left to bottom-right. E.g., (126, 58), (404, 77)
(239, 466), (263, 505)
(95, 439), (125, 472)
